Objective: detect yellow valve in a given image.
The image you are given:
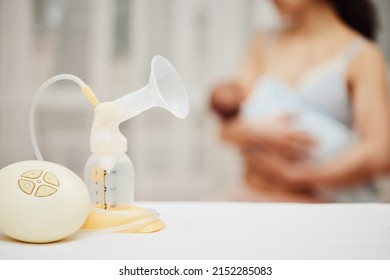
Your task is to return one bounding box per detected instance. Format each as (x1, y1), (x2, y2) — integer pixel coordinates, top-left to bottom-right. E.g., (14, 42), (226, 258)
(81, 85), (100, 107)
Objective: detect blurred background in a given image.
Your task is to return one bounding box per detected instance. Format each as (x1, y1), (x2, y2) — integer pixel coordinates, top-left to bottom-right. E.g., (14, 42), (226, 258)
(1, 0), (390, 201)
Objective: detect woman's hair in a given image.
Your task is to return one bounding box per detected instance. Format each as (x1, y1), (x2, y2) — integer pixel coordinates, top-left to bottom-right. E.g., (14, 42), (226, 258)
(327, 0), (378, 40)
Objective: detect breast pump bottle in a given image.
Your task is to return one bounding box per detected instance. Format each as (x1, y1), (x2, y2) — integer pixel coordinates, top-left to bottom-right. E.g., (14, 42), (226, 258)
(84, 148), (134, 210)
(84, 97), (136, 210)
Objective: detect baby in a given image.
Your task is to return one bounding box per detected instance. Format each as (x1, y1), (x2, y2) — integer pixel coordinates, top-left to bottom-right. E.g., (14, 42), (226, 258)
(210, 82), (356, 162)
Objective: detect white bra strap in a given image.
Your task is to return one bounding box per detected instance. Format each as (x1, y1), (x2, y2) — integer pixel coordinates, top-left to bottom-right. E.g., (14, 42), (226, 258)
(342, 38), (368, 62)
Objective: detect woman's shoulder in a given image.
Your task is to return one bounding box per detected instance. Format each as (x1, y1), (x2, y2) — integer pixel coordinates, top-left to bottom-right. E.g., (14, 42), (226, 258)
(347, 37), (387, 90)
(342, 25), (385, 64)
(350, 39), (386, 70)
(359, 40), (385, 61)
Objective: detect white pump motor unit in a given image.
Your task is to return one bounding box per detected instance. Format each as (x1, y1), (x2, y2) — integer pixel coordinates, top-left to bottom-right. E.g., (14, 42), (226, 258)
(0, 160), (90, 243)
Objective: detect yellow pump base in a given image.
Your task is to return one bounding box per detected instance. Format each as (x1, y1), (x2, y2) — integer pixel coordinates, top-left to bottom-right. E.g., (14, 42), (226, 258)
(81, 206), (165, 233)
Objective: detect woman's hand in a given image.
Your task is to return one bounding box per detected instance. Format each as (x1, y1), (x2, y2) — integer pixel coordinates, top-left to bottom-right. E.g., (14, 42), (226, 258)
(254, 114), (316, 160)
(222, 114), (316, 161)
(242, 145), (317, 190)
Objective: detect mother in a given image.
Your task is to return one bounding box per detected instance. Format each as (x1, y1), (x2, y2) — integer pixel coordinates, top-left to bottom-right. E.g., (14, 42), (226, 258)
(213, 0), (390, 202)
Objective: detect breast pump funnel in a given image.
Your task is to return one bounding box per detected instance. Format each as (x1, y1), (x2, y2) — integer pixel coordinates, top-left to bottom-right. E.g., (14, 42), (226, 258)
(115, 55), (189, 120)
(91, 55), (189, 154)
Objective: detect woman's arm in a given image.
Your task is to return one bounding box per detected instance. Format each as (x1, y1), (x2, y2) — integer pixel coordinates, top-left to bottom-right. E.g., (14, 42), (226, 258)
(308, 44), (390, 185)
(259, 43), (390, 188)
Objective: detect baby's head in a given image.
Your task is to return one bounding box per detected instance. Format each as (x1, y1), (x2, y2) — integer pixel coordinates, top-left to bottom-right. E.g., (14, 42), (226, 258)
(210, 84), (243, 119)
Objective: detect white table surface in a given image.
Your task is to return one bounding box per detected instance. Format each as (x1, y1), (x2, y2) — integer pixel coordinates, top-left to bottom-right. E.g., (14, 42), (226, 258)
(1, 202), (390, 260)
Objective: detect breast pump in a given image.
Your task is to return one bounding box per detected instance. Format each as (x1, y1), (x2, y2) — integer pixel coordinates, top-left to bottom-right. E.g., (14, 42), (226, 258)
(30, 55), (189, 234)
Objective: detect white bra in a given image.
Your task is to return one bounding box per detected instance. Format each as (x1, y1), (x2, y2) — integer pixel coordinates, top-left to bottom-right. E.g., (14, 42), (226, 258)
(241, 38), (368, 162)
(254, 38), (367, 126)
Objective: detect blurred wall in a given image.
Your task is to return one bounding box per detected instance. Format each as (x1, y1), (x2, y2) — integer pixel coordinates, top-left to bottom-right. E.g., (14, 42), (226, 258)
(0, 0), (389, 201)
